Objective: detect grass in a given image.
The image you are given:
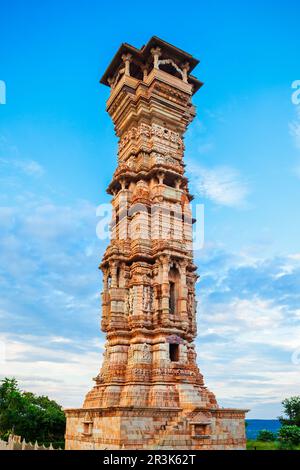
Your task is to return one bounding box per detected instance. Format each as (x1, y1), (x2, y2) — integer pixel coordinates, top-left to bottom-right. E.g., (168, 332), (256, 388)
(247, 440), (300, 450)
(247, 440), (279, 450)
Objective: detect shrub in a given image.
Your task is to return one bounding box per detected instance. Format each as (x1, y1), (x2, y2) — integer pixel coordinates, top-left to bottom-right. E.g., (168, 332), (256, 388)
(278, 425), (300, 448)
(257, 429), (277, 442)
(0, 377), (65, 446)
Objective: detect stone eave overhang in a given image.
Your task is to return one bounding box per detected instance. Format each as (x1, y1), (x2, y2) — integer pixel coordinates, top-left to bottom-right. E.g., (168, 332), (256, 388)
(106, 169), (190, 196)
(100, 42), (142, 86)
(100, 36), (202, 91)
(142, 36), (199, 71)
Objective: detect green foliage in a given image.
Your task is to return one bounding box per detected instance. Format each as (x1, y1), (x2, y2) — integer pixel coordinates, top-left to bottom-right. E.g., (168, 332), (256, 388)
(0, 377), (65, 447)
(279, 396), (300, 426)
(247, 439), (279, 450)
(257, 429), (277, 442)
(278, 425), (300, 448)
(247, 439), (300, 451)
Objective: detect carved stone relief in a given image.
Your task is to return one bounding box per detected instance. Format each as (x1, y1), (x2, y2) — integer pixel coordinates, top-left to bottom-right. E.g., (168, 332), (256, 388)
(142, 285), (153, 312)
(124, 286), (138, 315)
(128, 343), (152, 364)
(119, 124), (183, 151)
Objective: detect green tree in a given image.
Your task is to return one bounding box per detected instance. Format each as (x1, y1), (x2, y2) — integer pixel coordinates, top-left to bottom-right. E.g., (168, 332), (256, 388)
(257, 429), (277, 442)
(0, 377), (66, 447)
(278, 425), (300, 449)
(279, 396), (300, 426)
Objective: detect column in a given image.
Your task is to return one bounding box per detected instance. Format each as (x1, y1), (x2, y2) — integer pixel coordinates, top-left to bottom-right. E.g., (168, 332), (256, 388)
(161, 255), (170, 326)
(150, 47), (161, 70)
(178, 259), (189, 330)
(121, 53), (132, 77)
(181, 62), (190, 83)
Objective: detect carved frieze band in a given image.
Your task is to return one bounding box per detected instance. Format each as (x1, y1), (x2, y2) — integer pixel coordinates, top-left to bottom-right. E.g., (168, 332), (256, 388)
(119, 124), (183, 150)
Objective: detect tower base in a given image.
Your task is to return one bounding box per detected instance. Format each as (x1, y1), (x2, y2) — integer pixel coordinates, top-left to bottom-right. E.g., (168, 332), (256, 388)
(65, 406), (247, 450)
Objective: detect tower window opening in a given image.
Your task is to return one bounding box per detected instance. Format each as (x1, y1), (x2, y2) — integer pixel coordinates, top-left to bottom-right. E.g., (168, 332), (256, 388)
(83, 423), (89, 434)
(169, 343), (179, 362)
(169, 281), (176, 314)
(159, 62), (182, 80)
(83, 421), (93, 436)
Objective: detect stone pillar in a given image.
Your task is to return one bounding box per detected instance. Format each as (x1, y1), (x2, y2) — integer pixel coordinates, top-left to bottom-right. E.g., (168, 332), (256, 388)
(161, 255), (170, 326)
(178, 260), (189, 330)
(142, 65), (148, 81)
(158, 171), (165, 185)
(121, 53), (132, 77)
(101, 268), (110, 331)
(110, 261), (118, 288)
(182, 62), (190, 83)
(175, 178), (181, 189)
(151, 47), (161, 69)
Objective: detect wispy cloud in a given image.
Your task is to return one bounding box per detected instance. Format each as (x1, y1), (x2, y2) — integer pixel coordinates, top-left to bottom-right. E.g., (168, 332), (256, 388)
(289, 105), (300, 150)
(15, 159), (44, 177)
(197, 142), (215, 155)
(0, 136), (44, 178)
(0, 157), (104, 407)
(188, 163), (250, 208)
(0, 157), (44, 177)
(195, 247), (300, 417)
(0, 148), (103, 341)
(289, 105), (300, 180)
(0, 332), (104, 407)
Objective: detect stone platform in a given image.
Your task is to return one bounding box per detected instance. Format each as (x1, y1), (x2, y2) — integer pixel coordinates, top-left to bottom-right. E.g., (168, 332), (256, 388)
(65, 406), (247, 450)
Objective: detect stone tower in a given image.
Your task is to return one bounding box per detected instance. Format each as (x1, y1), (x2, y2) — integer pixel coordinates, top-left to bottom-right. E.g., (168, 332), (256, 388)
(65, 37), (247, 450)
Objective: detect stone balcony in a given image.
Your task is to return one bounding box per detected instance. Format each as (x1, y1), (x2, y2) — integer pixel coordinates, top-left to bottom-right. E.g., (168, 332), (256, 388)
(151, 184), (184, 203)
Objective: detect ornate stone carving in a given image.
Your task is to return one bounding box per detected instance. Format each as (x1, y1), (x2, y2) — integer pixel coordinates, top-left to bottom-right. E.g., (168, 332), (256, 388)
(127, 286), (137, 315)
(119, 123), (183, 152)
(158, 57), (183, 74)
(142, 285), (153, 311)
(128, 343), (151, 364)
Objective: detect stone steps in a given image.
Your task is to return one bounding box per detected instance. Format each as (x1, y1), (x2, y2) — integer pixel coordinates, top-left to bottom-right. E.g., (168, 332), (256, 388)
(147, 410), (193, 448)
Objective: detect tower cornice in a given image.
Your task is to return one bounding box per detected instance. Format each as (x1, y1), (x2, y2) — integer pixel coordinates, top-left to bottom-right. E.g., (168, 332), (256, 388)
(100, 36), (203, 93)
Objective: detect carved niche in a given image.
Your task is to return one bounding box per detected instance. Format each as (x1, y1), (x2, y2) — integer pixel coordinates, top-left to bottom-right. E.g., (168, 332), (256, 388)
(142, 285), (153, 312)
(128, 343), (152, 365)
(124, 286), (138, 315)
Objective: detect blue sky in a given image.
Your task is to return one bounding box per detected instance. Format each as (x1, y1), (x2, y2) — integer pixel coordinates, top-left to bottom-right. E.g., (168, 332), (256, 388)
(0, 0), (300, 418)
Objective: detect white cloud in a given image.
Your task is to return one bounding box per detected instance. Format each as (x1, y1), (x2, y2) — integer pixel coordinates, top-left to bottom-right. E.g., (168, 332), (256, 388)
(19, 200), (96, 241)
(288, 253), (300, 261)
(229, 297), (283, 329)
(200, 296), (299, 351)
(289, 106), (300, 150)
(0, 332), (104, 408)
(0, 134), (299, 419)
(0, 155), (103, 344)
(188, 163), (249, 208)
(0, 157), (44, 178)
(194, 248), (300, 417)
(197, 142), (214, 154)
(14, 159), (45, 177)
(0, 137), (45, 184)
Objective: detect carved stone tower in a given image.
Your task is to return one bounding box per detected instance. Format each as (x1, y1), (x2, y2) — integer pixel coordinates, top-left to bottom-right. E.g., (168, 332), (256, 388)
(65, 37), (247, 450)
